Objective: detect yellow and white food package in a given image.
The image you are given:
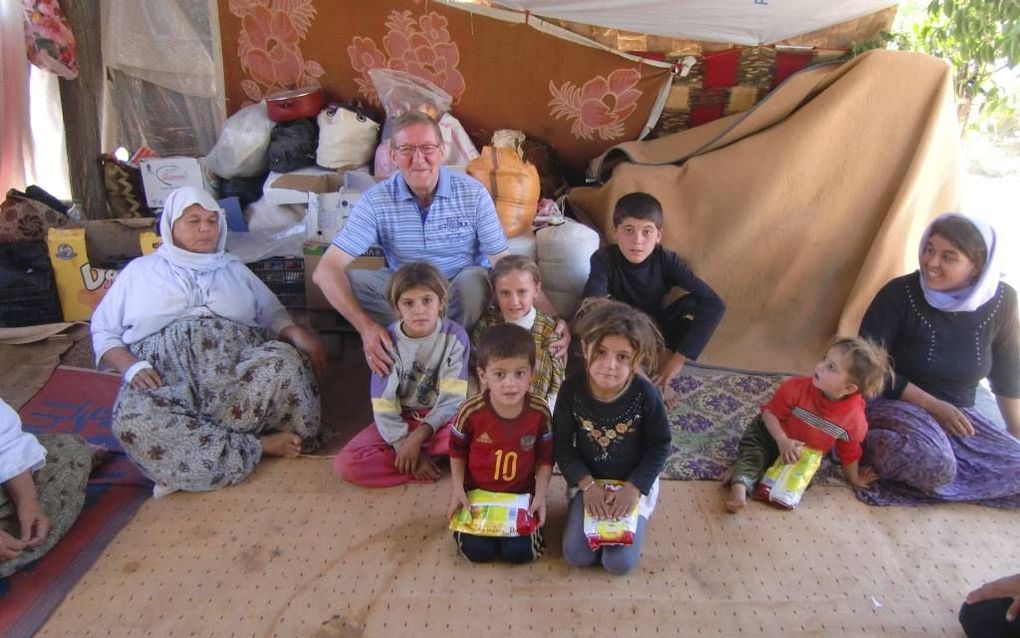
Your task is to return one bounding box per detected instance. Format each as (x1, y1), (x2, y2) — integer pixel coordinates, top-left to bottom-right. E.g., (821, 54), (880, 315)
(448, 489), (537, 537)
(753, 447), (823, 509)
(583, 481), (639, 549)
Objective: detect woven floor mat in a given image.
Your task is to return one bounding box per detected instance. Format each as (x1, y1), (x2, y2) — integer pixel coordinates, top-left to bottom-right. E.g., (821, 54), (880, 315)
(665, 365), (855, 486)
(37, 457), (1011, 637)
(665, 365), (790, 480)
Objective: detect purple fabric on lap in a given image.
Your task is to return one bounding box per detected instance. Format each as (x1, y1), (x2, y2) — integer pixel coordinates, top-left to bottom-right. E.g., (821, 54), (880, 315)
(857, 398), (1020, 508)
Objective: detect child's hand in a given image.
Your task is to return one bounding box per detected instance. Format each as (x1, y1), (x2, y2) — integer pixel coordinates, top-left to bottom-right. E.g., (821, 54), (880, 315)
(582, 483), (610, 519)
(528, 494), (547, 526)
(16, 500), (49, 548)
(549, 320), (570, 361)
(448, 487), (470, 519)
(778, 437), (804, 465)
(605, 482), (641, 520)
(851, 465), (880, 489)
(0, 530), (26, 562)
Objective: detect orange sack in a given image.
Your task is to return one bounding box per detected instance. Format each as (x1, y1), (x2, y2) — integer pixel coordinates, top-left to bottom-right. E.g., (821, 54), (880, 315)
(467, 146), (540, 238)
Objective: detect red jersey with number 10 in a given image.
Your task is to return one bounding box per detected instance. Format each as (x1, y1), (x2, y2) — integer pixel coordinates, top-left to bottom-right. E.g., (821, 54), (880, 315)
(449, 392), (553, 494)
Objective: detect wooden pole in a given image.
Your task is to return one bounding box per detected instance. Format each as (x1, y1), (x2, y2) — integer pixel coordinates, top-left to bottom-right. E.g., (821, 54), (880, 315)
(58, 0), (108, 219)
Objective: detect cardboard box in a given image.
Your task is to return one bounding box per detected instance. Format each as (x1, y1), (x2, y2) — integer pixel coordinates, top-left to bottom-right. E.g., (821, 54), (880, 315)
(47, 219), (160, 321)
(263, 167), (338, 206)
(265, 169), (377, 243)
(302, 242), (385, 311)
(139, 157), (205, 208)
(306, 191), (362, 243)
(307, 171), (377, 243)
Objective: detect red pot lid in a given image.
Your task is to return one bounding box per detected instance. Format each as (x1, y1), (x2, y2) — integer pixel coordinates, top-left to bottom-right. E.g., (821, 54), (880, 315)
(266, 86), (321, 101)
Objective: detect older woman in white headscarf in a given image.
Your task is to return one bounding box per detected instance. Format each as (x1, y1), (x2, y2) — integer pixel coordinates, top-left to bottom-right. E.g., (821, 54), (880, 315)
(91, 187), (325, 493)
(858, 212), (1020, 508)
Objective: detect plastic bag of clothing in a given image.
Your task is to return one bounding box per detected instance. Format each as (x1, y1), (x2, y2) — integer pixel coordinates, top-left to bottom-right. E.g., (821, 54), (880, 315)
(317, 104), (379, 169)
(370, 69), (452, 178)
(267, 119), (319, 173)
(203, 102), (275, 179)
(438, 112), (478, 166)
(370, 68), (451, 133)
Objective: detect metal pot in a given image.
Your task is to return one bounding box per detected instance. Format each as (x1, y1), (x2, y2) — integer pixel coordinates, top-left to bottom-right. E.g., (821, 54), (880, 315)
(266, 86), (324, 122)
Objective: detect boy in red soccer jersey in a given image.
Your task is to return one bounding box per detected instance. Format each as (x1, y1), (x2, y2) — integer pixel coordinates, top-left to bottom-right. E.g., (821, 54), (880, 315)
(447, 323), (553, 563)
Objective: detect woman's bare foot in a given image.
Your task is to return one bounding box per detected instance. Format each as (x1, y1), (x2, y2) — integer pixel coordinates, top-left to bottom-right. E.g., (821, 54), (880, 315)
(725, 483), (748, 513)
(89, 445), (112, 473)
(260, 432), (302, 458)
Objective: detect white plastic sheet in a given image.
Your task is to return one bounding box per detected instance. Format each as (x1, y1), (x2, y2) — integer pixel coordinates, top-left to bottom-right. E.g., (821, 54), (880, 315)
(100, 0), (222, 157)
(494, 0), (897, 45)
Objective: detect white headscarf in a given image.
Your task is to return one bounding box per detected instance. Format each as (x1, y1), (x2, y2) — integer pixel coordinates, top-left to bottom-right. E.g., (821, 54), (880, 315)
(90, 187), (293, 365)
(919, 212), (1001, 312)
(157, 187), (236, 272)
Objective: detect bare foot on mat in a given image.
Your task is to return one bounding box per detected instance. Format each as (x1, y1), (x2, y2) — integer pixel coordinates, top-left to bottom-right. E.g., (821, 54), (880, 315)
(261, 432), (302, 458)
(724, 483), (747, 514)
(89, 445), (113, 473)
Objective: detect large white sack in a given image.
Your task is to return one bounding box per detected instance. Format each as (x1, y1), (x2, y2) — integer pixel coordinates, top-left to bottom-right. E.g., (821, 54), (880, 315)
(506, 231), (537, 262)
(535, 219), (600, 319)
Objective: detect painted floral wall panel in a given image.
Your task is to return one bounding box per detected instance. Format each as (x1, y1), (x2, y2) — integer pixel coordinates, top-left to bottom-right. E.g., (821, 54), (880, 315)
(217, 0), (671, 177)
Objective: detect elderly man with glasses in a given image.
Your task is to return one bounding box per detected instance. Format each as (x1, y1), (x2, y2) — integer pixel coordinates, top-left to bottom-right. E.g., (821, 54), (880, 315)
(314, 111), (568, 377)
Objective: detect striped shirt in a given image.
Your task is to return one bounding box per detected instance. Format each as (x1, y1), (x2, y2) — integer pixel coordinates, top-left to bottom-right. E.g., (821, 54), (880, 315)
(333, 168), (508, 280)
(762, 377), (868, 464)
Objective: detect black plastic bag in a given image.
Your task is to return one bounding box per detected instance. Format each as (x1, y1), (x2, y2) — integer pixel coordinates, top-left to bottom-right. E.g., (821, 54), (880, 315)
(0, 241), (63, 327)
(267, 118), (319, 173)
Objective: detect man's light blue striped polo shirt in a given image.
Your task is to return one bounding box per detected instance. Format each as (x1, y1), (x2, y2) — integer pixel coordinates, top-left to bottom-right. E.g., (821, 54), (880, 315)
(332, 167), (508, 280)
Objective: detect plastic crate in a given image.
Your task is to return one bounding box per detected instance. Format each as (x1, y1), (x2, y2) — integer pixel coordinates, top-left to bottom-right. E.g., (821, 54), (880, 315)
(247, 256), (306, 308)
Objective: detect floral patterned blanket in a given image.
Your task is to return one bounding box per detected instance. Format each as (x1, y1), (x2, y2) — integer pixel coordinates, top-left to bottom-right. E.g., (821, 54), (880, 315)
(663, 365), (847, 486)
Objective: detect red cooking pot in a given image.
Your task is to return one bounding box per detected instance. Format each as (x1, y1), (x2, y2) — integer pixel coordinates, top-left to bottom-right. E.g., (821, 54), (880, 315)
(266, 86), (324, 122)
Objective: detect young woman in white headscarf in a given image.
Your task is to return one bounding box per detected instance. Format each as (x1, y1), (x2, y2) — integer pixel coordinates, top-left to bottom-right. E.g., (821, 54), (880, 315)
(91, 187), (326, 493)
(858, 212), (1020, 507)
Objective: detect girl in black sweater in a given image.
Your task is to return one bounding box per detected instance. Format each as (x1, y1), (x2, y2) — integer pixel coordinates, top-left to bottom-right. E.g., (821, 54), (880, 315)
(554, 299), (672, 575)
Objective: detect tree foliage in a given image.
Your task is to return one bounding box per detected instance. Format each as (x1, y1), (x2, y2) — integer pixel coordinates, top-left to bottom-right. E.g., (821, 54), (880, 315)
(857, 0), (1020, 132)
(917, 0), (1019, 128)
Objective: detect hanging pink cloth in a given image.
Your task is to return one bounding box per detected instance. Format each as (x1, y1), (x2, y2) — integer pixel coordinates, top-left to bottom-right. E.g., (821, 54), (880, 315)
(0, 0), (32, 192)
(22, 0), (78, 79)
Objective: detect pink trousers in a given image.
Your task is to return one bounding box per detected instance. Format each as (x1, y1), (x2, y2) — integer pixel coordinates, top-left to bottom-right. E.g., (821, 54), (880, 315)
(333, 410), (452, 487)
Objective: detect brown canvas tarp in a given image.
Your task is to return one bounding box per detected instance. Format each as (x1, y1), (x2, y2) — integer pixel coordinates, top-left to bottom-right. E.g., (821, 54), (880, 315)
(568, 49), (961, 373)
(216, 0), (672, 179)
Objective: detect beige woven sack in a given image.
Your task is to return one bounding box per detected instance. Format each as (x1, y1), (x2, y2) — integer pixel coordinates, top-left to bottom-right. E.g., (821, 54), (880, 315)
(467, 146), (540, 238)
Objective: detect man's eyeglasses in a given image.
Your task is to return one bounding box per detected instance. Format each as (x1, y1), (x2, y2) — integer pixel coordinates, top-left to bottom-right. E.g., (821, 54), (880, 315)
(394, 143), (442, 158)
